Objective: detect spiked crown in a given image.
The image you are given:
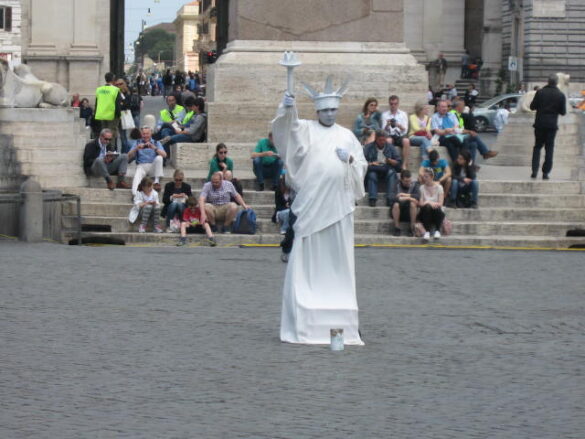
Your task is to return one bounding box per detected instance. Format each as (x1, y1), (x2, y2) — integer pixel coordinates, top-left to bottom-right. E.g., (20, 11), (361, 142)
(302, 75), (350, 111)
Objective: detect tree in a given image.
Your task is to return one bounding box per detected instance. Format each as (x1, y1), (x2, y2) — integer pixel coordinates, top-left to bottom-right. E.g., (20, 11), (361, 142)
(135, 29), (175, 65)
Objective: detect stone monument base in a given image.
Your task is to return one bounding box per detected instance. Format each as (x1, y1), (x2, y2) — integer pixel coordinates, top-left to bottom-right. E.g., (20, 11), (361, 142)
(0, 108), (89, 191)
(206, 40), (428, 143)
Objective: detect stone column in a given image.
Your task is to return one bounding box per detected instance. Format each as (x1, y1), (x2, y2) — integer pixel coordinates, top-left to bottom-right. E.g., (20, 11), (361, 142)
(207, 0), (428, 143)
(19, 178), (43, 242)
(480, 0), (503, 95)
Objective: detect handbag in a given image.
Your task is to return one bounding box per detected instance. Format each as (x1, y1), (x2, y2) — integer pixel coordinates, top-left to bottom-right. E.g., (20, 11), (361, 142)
(413, 222), (426, 238)
(413, 130), (428, 136)
(128, 205), (140, 223)
(169, 217), (181, 233)
(441, 218), (453, 236)
(121, 110), (135, 130)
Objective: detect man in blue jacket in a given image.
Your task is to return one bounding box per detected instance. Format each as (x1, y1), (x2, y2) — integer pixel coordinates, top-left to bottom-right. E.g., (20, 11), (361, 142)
(363, 130), (402, 207)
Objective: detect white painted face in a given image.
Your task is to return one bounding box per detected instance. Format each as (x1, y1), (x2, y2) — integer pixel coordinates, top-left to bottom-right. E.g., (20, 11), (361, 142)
(317, 108), (338, 126)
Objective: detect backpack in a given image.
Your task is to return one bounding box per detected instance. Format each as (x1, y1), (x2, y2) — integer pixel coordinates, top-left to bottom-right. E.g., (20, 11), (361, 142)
(232, 209), (257, 234)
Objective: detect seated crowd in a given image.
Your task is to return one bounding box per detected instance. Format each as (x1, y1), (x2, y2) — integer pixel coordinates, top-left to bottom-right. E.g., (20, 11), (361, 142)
(83, 76), (498, 244)
(354, 93), (498, 240)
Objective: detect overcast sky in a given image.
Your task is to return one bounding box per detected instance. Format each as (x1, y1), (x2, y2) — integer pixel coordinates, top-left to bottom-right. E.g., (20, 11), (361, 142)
(125, 0), (190, 59)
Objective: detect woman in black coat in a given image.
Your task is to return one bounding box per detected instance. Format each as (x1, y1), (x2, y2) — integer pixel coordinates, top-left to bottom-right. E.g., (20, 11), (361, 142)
(162, 169), (193, 229)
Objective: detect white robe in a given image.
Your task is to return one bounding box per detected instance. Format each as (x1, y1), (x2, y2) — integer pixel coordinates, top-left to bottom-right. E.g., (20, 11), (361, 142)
(272, 104), (367, 345)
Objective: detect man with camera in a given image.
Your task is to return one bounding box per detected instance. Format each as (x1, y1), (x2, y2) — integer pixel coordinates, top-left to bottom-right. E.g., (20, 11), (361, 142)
(381, 95), (411, 170)
(127, 126), (167, 195)
(83, 128), (129, 190)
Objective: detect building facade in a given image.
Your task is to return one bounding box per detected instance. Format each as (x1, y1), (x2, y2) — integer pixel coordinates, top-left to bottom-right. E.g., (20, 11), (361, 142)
(174, 1), (200, 73)
(404, 0), (585, 95)
(19, 0), (111, 96)
(0, 0), (22, 67)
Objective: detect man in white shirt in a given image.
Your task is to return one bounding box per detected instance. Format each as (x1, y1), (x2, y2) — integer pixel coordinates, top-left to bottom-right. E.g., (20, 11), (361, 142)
(381, 95), (411, 170)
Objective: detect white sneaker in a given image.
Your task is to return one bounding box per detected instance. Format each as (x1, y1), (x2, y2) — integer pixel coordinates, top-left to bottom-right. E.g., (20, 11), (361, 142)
(434, 230), (441, 240)
(138, 225), (146, 233)
(422, 231), (430, 242)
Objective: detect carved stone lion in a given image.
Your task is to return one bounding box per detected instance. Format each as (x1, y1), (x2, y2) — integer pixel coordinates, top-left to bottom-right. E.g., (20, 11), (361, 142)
(0, 59), (68, 108)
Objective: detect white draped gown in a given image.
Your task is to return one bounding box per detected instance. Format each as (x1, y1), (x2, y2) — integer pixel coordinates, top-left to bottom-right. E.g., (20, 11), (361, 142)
(272, 103), (368, 345)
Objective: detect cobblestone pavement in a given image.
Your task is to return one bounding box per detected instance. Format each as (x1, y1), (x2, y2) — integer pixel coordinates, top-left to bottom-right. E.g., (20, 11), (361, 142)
(1, 240), (583, 438)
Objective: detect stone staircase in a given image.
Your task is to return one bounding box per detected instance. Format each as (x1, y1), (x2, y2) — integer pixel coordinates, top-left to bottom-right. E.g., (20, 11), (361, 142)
(56, 141), (585, 249)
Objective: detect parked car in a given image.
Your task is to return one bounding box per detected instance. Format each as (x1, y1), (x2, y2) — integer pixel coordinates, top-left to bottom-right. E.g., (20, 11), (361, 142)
(472, 93), (522, 132)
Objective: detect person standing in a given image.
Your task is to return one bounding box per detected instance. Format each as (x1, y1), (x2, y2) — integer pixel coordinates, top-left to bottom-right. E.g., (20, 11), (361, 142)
(272, 75), (367, 345)
(94, 72), (121, 144)
(530, 74), (567, 180)
(435, 52), (448, 89)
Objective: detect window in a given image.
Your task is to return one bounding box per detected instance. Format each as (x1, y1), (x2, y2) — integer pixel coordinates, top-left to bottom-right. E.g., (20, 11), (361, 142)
(0, 7), (12, 32)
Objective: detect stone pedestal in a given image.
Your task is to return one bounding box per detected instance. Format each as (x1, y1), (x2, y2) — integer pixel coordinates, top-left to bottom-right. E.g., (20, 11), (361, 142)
(207, 0), (427, 143)
(0, 108), (90, 191)
(207, 40), (427, 143)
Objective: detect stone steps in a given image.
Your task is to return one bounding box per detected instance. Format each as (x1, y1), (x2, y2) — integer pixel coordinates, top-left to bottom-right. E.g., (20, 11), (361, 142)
(63, 214), (584, 237)
(59, 186), (585, 208)
(61, 230), (585, 249)
(62, 201), (585, 223)
(87, 174), (583, 194)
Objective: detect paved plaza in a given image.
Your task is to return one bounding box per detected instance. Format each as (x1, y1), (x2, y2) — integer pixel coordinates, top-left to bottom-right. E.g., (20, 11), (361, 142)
(0, 240), (583, 438)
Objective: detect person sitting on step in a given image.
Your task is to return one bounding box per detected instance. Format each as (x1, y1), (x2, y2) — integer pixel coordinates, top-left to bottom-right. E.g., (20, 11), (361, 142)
(363, 130), (402, 207)
(390, 169), (420, 237)
(408, 101), (433, 161)
(133, 177), (162, 233)
(418, 168), (446, 242)
(155, 95), (185, 141)
(419, 149), (451, 204)
(159, 97), (207, 158)
(448, 150), (479, 209)
(199, 172), (250, 233)
(251, 132), (283, 191)
(208, 143), (234, 181)
(177, 196), (216, 247)
(83, 128), (130, 190)
(127, 126), (166, 194)
(162, 169), (193, 231)
(451, 98), (498, 163)
(352, 97), (381, 145)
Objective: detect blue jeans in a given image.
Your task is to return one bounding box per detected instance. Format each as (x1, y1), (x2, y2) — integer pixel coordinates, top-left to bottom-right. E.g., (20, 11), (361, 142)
(366, 165), (397, 202)
(253, 158), (283, 185)
(464, 135), (490, 162)
(119, 127), (131, 154)
(276, 209), (291, 234)
(450, 178), (479, 203)
(409, 136), (432, 160)
(165, 201), (186, 226)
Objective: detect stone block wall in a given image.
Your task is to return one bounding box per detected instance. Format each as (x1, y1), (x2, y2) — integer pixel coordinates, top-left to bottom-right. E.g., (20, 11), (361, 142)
(502, 0), (585, 90)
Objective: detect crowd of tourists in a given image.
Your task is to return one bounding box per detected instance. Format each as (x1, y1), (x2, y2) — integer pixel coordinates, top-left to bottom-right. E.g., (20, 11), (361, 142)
(81, 72), (512, 245)
(352, 93), (500, 239)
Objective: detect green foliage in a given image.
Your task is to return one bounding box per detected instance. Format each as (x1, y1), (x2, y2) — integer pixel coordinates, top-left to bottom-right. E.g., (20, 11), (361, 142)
(136, 29), (175, 64)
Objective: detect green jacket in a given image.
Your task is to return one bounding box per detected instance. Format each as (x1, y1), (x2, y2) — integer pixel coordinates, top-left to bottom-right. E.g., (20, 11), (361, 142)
(94, 85), (120, 121)
(207, 156), (234, 181)
(160, 105), (185, 123)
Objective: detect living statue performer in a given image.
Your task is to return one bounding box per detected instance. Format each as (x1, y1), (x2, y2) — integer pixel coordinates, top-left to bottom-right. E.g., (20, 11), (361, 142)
(272, 52), (367, 345)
